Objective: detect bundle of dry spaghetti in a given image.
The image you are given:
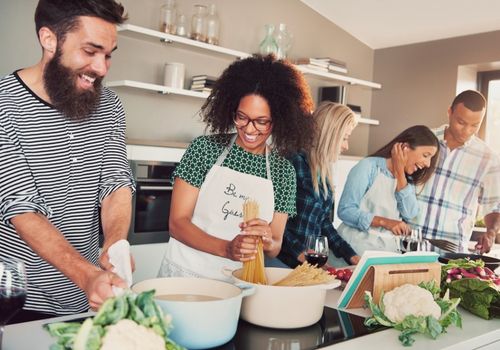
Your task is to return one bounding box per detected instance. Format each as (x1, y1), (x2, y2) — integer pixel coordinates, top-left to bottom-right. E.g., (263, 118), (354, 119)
(240, 199), (267, 284)
(272, 262), (334, 287)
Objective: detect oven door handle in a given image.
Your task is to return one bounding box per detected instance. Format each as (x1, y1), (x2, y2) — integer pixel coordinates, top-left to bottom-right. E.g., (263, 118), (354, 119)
(138, 185), (173, 191)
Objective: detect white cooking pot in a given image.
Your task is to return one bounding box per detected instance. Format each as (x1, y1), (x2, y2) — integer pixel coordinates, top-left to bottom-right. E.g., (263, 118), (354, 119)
(227, 267), (340, 329)
(132, 277), (254, 349)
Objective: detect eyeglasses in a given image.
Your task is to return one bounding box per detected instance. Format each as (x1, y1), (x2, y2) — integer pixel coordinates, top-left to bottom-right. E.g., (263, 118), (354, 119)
(233, 112), (272, 132)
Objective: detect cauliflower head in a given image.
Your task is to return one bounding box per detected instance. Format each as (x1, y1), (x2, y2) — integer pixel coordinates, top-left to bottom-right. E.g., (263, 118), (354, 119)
(382, 283), (441, 323)
(100, 319), (165, 350)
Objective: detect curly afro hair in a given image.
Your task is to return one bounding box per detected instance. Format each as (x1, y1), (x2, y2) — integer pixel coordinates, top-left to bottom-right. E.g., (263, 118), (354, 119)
(200, 54), (315, 156)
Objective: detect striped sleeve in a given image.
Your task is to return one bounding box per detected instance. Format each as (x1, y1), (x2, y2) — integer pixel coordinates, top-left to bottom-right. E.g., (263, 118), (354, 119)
(0, 100), (52, 225)
(98, 94), (135, 204)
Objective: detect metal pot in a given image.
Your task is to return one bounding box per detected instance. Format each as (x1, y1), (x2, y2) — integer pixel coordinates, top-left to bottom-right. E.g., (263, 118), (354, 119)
(438, 252), (500, 271)
(132, 277), (254, 349)
(229, 267), (341, 329)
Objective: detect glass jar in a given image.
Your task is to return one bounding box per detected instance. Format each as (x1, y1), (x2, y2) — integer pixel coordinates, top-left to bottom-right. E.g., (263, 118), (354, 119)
(159, 0), (177, 34)
(274, 23), (293, 59)
(176, 13), (188, 37)
(259, 24), (278, 56)
(190, 4), (208, 42)
(205, 4), (220, 45)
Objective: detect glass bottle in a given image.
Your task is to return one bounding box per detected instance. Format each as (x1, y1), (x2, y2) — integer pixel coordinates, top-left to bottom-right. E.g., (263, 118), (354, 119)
(190, 4), (208, 42)
(159, 0), (177, 34)
(274, 23), (293, 59)
(259, 24), (278, 56)
(176, 13), (188, 37)
(205, 4), (220, 45)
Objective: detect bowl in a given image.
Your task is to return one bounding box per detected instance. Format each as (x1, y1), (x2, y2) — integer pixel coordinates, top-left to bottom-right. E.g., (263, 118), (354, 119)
(229, 267), (340, 329)
(132, 277), (254, 349)
(438, 252), (500, 271)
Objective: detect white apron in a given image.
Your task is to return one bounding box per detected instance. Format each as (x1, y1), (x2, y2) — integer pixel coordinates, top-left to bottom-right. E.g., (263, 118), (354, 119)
(158, 134), (275, 281)
(337, 170), (401, 256)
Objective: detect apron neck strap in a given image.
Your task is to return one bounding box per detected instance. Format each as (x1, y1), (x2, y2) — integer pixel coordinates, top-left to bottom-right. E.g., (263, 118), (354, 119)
(214, 133), (272, 180)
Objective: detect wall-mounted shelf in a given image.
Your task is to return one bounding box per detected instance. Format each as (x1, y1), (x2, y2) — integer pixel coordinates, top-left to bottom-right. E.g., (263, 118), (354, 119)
(114, 24), (382, 125)
(106, 80), (209, 99)
(118, 24), (382, 90)
(117, 24), (251, 59)
(296, 65), (382, 89)
(358, 117), (380, 125)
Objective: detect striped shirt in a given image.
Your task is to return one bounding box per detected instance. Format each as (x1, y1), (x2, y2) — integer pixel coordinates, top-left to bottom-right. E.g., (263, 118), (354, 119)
(413, 125), (500, 251)
(0, 72), (134, 315)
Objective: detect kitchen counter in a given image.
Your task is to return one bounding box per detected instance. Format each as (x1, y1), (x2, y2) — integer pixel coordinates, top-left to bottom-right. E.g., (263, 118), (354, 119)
(4, 290), (500, 350)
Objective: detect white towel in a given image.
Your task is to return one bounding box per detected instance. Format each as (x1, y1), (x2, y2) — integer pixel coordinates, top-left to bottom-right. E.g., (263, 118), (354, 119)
(107, 239), (133, 296)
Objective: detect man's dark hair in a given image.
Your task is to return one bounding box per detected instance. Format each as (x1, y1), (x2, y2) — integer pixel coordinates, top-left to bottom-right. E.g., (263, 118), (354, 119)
(200, 54), (315, 156)
(35, 0), (127, 43)
(451, 90), (486, 112)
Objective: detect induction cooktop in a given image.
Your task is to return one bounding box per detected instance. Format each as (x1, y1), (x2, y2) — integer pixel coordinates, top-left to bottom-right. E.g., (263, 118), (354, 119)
(46, 306), (384, 350)
(213, 306), (386, 350)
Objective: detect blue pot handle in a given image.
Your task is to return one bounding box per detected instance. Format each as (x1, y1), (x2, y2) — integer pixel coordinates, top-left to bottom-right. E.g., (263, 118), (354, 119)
(234, 282), (256, 297)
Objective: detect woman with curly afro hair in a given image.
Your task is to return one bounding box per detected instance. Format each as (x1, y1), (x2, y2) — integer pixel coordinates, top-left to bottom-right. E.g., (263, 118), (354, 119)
(158, 54), (315, 280)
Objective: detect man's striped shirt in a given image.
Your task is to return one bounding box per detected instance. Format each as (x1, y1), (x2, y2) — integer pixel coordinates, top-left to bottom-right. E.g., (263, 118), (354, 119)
(413, 125), (500, 252)
(0, 72), (134, 315)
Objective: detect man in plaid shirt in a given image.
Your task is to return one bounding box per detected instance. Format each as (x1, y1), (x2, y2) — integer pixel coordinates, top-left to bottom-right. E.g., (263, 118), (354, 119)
(414, 90), (500, 253)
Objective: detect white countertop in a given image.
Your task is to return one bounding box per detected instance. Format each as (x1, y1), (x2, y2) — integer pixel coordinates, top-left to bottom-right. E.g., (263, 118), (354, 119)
(4, 289), (500, 350)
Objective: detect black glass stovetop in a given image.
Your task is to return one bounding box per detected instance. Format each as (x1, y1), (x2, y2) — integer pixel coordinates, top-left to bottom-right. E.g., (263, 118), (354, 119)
(212, 306), (386, 350)
(47, 306), (385, 350)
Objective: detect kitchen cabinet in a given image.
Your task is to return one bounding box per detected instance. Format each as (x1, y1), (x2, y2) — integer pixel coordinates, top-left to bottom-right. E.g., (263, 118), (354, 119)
(106, 23), (382, 125)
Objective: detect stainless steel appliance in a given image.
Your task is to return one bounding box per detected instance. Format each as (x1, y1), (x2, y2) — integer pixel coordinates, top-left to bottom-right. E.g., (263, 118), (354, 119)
(128, 160), (178, 245)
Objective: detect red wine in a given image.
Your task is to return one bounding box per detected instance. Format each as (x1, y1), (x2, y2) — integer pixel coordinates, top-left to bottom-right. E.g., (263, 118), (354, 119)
(305, 253), (328, 267)
(0, 287), (26, 324)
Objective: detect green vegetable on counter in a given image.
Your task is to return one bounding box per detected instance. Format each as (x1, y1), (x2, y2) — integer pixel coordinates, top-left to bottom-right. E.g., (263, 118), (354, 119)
(44, 290), (185, 350)
(441, 258), (500, 319)
(364, 281), (462, 347)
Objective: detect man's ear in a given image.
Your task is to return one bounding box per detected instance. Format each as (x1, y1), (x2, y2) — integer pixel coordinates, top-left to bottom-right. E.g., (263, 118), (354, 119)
(447, 106), (452, 119)
(39, 26), (57, 55)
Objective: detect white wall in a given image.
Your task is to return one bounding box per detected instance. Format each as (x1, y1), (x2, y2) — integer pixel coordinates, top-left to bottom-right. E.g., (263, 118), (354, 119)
(0, 0), (378, 157)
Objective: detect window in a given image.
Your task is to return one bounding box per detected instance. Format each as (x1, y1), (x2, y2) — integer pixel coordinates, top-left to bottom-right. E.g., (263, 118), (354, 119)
(479, 70), (500, 154)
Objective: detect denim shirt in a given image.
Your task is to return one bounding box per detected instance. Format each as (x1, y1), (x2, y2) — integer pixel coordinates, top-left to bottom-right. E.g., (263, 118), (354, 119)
(337, 157), (418, 231)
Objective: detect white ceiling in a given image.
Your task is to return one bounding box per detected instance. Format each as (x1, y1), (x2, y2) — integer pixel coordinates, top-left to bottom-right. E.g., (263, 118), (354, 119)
(301, 0), (500, 49)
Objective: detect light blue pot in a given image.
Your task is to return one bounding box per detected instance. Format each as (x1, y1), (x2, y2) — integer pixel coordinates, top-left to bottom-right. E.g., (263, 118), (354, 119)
(132, 277), (255, 349)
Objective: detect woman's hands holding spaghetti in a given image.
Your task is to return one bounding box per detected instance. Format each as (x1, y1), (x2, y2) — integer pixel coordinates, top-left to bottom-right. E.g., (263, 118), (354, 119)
(240, 218), (273, 252)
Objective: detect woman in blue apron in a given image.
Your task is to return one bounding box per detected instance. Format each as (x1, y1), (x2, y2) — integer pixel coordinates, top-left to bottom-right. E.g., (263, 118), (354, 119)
(158, 55), (315, 280)
(336, 125), (439, 257)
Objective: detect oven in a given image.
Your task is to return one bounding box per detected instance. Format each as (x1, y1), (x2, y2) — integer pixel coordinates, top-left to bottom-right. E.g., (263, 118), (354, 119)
(128, 160), (178, 245)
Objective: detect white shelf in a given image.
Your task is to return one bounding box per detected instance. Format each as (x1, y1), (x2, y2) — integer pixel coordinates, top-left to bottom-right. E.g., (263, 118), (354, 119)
(117, 24), (251, 59)
(117, 24), (382, 90)
(106, 80), (209, 99)
(295, 65), (382, 89)
(358, 117), (380, 125)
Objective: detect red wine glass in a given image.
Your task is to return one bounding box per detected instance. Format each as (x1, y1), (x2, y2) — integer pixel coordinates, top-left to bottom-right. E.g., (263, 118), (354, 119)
(304, 235), (329, 267)
(0, 258), (27, 349)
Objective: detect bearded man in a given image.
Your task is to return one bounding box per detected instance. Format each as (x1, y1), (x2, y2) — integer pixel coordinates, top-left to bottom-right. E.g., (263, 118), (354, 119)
(0, 0), (135, 323)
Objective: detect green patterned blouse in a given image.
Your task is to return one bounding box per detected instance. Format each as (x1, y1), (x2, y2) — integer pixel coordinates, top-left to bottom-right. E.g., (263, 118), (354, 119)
(173, 134), (297, 215)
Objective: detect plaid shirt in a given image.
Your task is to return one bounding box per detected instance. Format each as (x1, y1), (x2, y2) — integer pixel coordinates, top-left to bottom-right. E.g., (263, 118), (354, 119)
(278, 152), (356, 267)
(413, 125), (500, 251)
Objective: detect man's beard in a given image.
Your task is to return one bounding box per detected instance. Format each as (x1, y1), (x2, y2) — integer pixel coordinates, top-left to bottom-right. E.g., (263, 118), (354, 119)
(43, 48), (103, 121)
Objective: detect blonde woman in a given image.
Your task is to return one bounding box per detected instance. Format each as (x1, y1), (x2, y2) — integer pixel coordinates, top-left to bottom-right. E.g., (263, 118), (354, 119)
(278, 102), (361, 268)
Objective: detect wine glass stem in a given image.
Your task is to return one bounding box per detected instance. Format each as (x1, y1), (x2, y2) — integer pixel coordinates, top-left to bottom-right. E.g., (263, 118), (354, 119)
(0, 324), (4, 350)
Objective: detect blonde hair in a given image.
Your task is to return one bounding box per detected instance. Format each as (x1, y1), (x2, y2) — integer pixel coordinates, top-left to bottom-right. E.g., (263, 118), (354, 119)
(308, 102), (358, 197)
